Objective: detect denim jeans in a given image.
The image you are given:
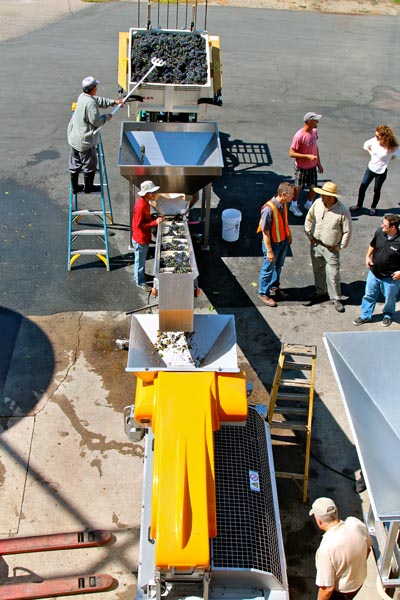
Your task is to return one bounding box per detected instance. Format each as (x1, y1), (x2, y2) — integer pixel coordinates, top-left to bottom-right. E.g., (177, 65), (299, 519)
(358, 167), (387, 209)
(258, 239), (289, 296)
(133, 241), (149, 285)
(360, 270), (400, 320)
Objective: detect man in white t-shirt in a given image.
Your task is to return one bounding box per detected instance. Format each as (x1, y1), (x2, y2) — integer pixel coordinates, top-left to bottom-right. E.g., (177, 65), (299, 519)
(309, 497), (373, 600)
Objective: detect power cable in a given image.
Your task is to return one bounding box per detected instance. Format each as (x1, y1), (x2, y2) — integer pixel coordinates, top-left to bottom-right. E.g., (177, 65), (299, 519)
(310, 450), (356, 482)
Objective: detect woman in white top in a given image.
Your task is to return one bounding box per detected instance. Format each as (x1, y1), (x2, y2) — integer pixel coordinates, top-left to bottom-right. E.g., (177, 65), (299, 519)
(350, 125), (400, 215)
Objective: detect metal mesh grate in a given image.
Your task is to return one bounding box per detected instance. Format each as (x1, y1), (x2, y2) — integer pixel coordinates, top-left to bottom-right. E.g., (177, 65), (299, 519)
(211, 408), (283, 583)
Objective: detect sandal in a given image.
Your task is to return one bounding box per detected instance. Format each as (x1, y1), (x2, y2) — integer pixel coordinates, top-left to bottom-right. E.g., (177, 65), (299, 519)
(369, 208), (376, 215)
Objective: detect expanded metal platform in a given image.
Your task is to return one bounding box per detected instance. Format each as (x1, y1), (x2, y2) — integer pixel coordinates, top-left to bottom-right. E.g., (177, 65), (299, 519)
(135, 409), (288, 600)
(212, 408), (287, 592)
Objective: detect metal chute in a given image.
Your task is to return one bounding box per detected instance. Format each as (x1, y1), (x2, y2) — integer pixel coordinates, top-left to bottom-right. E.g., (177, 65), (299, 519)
(324, 330), (400, 593)
(324, 330), (400, 521)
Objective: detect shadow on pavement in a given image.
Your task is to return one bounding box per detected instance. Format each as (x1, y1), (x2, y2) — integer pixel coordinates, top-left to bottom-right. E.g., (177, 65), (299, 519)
(0, 307), (54, 420)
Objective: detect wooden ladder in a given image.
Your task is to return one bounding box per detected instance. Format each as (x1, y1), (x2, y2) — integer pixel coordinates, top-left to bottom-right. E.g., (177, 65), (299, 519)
(268, 342), (317, 503)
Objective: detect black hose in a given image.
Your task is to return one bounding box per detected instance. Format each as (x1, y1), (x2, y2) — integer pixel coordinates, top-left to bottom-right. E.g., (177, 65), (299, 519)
(310, 450), (356, 482)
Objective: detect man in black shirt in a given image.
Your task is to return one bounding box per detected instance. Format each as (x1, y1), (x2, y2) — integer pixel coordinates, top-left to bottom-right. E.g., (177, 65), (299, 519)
(353, 214), (400, 327)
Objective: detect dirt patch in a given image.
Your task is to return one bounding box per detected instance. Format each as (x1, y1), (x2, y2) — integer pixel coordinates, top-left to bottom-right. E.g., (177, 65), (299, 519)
(210, 0), (400, 14)
(1, 0), (399, 44)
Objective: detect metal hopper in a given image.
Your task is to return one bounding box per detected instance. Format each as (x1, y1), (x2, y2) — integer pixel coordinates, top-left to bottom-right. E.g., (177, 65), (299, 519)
(126, 314), (239, 374)
(324, 330), (400, 520)
(324, 330), (400, 592)
(118, 121), (224, 195)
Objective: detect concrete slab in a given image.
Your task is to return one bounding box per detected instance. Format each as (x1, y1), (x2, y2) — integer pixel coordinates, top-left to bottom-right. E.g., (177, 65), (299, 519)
(0, 417), (34, 534)
(0, 312), (142, 599)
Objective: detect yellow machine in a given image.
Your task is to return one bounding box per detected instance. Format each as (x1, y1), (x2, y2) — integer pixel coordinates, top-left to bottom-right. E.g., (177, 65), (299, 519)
(120, 6), (289, 598)
(135, 370), (247, 571)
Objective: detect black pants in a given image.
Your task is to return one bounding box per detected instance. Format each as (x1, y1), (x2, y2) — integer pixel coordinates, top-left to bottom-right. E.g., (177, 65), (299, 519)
(358, 167), (387, 208)
(331, 586), (361, 600)
(69, 146), (97, 174)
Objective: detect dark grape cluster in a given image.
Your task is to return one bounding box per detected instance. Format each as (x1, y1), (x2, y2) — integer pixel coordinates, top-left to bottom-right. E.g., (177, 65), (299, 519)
(164, 221), (185, 236)
(131, 31), (208, 85)
(160, 252), (191, 273)
(161, 240), (186, 251)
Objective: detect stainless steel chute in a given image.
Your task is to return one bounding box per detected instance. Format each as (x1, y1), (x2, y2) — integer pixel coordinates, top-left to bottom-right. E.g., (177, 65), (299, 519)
(118, 121), (224, 195)
(324, 330), (400, 520)
(324, 330), (400, 592)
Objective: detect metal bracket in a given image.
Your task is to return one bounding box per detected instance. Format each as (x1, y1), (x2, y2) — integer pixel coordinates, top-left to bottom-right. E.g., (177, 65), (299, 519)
(124, 405), (145, 442)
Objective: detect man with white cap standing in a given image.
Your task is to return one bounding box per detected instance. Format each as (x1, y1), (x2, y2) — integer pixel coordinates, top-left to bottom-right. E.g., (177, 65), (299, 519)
(289, 111), (324, 217)
(309, 497), (372, 600)
(132, 181), (163, 290)
(68, 76), (124, 194)
(304, 181), (352, 312)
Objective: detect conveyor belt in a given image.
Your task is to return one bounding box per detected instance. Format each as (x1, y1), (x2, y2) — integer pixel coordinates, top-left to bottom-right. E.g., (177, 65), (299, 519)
(212, 408), (283, 585)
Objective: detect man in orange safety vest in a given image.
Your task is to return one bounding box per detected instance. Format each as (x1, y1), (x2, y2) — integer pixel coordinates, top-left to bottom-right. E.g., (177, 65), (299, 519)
(257, 182), (294, 307)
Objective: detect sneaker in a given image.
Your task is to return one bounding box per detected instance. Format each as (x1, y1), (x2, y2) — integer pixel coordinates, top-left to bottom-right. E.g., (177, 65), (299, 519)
(289, 202), (303, 217)
(258, 294), (277, 307)
(136, 282), (151, 291)
(333, 300), (345, 313)
(349, 205), (361, 212)
(304, 199), (313, 211)
(270, 288), (288, 301)
(353, 316), (370, 326)
(382, 316), (392, 327)
(303, 292), (328, 307)
(369, 208), (376, 216)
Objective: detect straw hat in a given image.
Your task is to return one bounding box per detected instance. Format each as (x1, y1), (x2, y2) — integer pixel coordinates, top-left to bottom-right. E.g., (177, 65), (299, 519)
(313, 181), (341, 198)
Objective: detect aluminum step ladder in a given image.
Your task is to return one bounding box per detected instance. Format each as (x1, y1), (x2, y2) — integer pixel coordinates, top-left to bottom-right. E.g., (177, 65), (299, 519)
(67, 135), (113, 271)
(268, 343), (317, 503)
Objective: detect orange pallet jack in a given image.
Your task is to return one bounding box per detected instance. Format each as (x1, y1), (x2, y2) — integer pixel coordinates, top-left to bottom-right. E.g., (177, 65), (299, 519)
(0, 530), (115, 600)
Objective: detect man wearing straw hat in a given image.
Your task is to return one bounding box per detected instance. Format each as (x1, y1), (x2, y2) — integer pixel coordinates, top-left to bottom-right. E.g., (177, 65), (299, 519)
(304, 181), (352, 313)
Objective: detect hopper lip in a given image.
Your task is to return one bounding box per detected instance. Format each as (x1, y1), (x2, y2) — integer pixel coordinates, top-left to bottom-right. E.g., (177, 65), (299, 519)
(126, 314), (240, 373)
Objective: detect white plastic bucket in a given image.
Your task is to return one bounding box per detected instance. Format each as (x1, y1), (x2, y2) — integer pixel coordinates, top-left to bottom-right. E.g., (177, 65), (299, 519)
(221, 209), (242, 242)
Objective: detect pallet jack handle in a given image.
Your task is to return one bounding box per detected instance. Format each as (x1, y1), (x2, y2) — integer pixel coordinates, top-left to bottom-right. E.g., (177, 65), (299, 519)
(92, 57), (165, 135)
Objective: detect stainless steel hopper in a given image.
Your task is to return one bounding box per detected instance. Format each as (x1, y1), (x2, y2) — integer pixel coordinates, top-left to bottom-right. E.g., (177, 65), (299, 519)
(324, 330), (400, 521)
(324, 331), (400, 593)
(118, 121), (224, 195)
(126, 314), (239, 373)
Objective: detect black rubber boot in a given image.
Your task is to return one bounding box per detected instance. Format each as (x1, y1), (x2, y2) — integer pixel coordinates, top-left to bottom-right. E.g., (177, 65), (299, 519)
(70, 172), (84, 194)
(83, 171), (101, 194)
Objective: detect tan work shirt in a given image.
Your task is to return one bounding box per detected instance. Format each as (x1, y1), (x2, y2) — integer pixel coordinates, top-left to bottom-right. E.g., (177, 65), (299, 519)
(304, 197), (352, 249)
(315, 517), (372, 593)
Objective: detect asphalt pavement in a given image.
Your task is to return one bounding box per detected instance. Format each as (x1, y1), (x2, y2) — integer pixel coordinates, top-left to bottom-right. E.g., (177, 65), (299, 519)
(1, 2), (400, 599)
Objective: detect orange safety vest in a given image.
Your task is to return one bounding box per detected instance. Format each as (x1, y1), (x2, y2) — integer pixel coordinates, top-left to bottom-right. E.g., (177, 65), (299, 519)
(256, 199), (291, 243)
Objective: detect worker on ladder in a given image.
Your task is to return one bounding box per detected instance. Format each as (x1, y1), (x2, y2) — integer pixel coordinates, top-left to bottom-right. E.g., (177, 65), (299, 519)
(67, 76), (124, 194)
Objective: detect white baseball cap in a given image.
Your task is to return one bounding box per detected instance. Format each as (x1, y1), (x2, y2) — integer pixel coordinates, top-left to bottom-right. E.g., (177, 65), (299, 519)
(81, 76), (100, 92)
